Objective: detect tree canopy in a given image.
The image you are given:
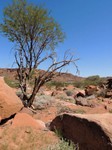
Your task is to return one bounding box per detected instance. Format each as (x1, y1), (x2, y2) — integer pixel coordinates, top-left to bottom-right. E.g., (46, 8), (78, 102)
(0, 0), (77, 107)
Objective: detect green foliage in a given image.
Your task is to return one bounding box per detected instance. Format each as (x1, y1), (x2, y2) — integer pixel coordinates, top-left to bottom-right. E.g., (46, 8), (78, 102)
(4, 76), (19, 88)
(74, 75), (104, 89)
(46, 139), (77, 150)
(73, 81), (84, 89)
(46, 81), (67, 89)
(0, 0), (65, 49)
(65, 90), (73, 96)
(84, 75), (103, 86)
(0, 0), (66, 107)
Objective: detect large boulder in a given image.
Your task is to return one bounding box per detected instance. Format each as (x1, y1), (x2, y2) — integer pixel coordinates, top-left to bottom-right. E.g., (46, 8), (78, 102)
(0, 77), (23, 120)
(50, 113), (112, 150)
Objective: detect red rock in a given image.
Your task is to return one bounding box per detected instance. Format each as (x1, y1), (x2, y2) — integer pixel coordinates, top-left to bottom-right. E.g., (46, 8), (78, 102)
(50, 113), (112, 150)
(19, 107), (34, 116)
(12, 113), (46, 130)
(85, 85), (99, 96)
(0, 77), (23, 119)
(74, 89), (85, 98)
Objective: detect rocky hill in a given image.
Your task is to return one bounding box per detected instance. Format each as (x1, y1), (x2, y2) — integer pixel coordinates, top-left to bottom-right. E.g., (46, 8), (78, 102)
(0, 68), (84, 83)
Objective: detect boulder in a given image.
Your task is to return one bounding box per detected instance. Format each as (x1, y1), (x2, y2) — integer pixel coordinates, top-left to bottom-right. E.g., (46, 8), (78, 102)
(85, 85), (99, 96)
(75, 97), (89, 106)
(12, 113), (46, 130)
(105, 90), (112, 98)
(74, 89), (85, 98)
(50, 113), (112, 150)
(0, 77), (23, 120)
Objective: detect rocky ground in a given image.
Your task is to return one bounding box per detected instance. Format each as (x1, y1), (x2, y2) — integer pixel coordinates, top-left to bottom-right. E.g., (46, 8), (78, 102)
(1, 75), (112, 150)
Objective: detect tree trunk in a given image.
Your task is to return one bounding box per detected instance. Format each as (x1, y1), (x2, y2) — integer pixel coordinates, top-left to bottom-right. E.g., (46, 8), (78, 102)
(27, 86), (40, 107)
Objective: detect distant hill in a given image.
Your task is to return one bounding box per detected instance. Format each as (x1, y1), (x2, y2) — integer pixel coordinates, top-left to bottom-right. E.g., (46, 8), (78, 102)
(0, 68), (84, 83)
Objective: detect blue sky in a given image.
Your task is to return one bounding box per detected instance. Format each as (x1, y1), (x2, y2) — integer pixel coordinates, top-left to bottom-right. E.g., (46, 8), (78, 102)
(0, 0), (112, 77)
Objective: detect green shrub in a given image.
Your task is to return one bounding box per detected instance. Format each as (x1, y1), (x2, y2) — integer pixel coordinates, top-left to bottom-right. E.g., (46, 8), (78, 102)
(73, 75), (104, 89)
(56, 94), (75, 103)
(73, 81), (84, 89)
(65, 90), (73, 96)
(46, 81), (68, 90)
(46, 138), (78, 150)
(4, 76), (19, 88)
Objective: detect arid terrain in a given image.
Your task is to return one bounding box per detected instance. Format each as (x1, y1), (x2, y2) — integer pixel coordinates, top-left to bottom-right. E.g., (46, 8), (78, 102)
(0, 68), (112, 150)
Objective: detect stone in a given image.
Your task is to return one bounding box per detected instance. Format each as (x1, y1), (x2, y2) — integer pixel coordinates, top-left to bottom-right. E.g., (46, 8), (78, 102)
(86, 94), (96, 100)
(75, 97), (89, 106)
(74, 89), (85, 98)
(19, 107), (34, 116)
(85, 85), (99, 96)
(50, 113), (112, 150)
(12, 113), (46, 130)
(105, 90), (112, 98)
(0, 77), (23, 120)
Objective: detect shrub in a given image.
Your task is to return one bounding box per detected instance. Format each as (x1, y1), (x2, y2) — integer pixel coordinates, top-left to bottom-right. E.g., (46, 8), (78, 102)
(46, 138), (78, 150)
(33, 95), (54, 110)
(65, 90), (73, 96)
(73, 81), (84, 89)
(4, 76), (19, 88)
(57, 104), (86, 115)
(57, 106), (74, 114)
(46, 81), (68, 90)
(73, 75), (104, 89)
(56, 94), (75, 103)
(84, 75), (104, 87)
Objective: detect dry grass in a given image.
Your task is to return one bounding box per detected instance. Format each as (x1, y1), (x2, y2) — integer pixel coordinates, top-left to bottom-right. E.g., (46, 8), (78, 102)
(0, 126), (58, 150)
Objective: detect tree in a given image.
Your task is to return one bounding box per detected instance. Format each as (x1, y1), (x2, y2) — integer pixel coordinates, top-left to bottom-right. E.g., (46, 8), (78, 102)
(0, 0), (78, 107)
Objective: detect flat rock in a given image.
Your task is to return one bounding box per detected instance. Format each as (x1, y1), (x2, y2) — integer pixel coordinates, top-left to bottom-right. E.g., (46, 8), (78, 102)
(50, 113), (112, 150)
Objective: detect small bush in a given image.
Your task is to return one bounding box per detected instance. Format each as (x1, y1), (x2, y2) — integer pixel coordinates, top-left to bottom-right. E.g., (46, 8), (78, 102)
(73, 75), (104, 89)
(46, 138), (78, 150)
(57, 106), (74, 114)
(65, 90), (73, 96)
(57, 104), (86, 115)
(56, 94), (75, 103)
(73, 81), (84, 89)
(4, 76), (19, 88)
(33, 95), (54, 110)
(46, 81), (68, 90)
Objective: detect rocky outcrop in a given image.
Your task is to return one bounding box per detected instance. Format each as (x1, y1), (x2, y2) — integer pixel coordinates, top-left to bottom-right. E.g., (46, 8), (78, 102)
(50, 113), (112, 150)
(0, 77), (23, 120)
